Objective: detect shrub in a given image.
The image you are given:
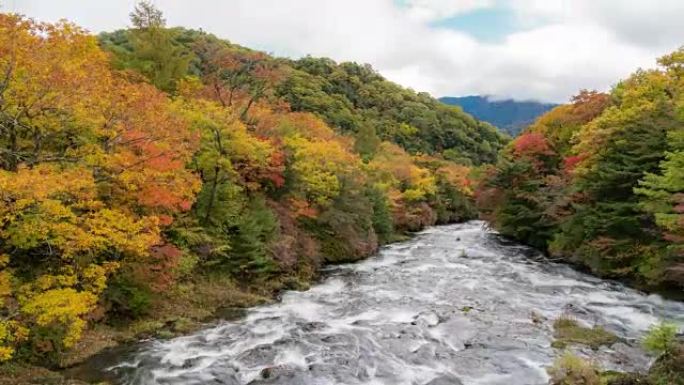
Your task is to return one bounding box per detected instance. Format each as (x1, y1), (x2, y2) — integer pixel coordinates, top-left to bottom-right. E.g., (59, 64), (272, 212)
(647, 344), (684, 385)
(547, 352), (601, 385)
(643, 322), (679, 357)
(104, 277), (153, 320)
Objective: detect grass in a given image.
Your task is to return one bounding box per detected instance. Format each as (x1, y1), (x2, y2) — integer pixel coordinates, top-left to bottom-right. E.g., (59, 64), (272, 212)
(0, 362), (99, 385)
(547, 352), (601, 385)
(599, 371), (649, 385)
(118, 274), (273, 342)
(547, 353), (656, 385)
(552, 315), (619, 350)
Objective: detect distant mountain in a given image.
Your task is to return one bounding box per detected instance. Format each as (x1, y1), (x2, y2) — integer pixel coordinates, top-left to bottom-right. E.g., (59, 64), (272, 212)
(440, 96), (557, 136)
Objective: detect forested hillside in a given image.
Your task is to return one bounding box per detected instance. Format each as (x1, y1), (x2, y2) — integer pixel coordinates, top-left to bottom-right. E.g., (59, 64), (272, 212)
(0, 3), (507, 365)
(440, 96), (557, 136)
(477, 50), (684, 292)
(99, 28), (506, 165)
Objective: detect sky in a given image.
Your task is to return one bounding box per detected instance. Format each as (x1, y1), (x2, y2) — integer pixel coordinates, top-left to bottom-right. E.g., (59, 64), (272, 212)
(8, 0), (684, 103)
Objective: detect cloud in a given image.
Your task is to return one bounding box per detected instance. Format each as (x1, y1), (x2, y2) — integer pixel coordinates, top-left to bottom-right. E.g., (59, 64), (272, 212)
(403, 0), (495, 21)
(511, 0), (684, 48)
(9, 0), (684, 103)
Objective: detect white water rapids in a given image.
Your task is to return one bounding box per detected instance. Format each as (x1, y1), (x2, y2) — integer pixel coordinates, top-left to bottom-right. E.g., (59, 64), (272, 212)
(101, 221), (684, 385)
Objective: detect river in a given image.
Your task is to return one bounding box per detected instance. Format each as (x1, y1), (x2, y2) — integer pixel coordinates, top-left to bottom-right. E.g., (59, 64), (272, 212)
(82, 221), (684, 385)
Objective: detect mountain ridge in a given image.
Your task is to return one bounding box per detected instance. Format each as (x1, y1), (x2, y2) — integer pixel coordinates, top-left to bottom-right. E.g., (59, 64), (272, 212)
(439, 95), (557, 136)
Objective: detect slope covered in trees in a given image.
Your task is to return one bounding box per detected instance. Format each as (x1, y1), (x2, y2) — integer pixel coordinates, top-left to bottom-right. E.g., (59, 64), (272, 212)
(440, 95), (557, 137)
(279, 60), (507, 164)
(0, 3), (505, 365)
(99, 26), (507, 166)
(477, 50), (684, 292)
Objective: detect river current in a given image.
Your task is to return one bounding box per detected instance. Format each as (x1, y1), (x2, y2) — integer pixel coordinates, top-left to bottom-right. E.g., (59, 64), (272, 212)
(99, 221), (684, 385)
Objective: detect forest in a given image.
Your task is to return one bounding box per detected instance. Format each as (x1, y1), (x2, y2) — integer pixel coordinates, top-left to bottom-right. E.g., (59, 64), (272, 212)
(0, 4), (507, 366)
(0, 2), (682, 383)
(476, 53), (684, 292)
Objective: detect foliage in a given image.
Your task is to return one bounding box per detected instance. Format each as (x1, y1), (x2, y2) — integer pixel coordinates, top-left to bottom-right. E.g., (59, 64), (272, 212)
(367, 187), (394, 243)
(552, 316), (618, 350)
(285, 134), (361, 207)
(635, 129), (684, 284)
(643, 322), (680, 357)
(277, 57), (508, 163)
(547, 352), (602, 385)
(223, 198), (279, 277)
(0, 12), (197, 362)
(101, 1), (192, 92)
(476, 133), (559, 249)
(0, 3), (498, 365)
(477, 48), (684, 289)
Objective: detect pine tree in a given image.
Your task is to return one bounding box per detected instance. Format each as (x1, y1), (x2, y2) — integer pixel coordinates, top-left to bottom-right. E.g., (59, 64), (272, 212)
(128, 1), (191, 92)
(229, 198), (279, 278)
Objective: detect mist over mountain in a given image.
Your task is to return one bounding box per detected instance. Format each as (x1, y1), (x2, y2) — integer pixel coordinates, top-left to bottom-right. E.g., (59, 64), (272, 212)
(440, 95), (557, 136)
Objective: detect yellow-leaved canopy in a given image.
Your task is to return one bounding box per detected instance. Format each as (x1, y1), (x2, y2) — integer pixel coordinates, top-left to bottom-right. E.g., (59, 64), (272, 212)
(0, 14), (200, 359)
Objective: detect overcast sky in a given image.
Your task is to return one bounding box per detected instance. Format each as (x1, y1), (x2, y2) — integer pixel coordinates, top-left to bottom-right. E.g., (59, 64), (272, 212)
(9, 0), (684, 103)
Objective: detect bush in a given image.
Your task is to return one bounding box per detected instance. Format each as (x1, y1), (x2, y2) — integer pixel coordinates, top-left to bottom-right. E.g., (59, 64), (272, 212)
(547, 352), (601, 385)
(647, 346), (684, 385)
(643, 322), (679, 357)
(104, 277), (153, 320)
(643, 322), (684, 385)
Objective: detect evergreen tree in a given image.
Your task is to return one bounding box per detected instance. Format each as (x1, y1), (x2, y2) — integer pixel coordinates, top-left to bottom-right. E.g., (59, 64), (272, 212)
(367, 187), (394, 243)
(354, 122), (381, 161)
(229, 198), (279, 278)
(127, 1), (192, 92)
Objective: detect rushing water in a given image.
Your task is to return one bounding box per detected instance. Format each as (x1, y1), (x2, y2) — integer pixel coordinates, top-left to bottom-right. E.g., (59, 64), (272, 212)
(90, 221), (684, 385)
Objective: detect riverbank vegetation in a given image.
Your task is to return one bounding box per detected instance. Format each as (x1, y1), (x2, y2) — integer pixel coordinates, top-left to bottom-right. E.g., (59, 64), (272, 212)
(0, 3), (507, 368)
(476, 49), (684, 293)
(551, 316), (619, 350)
(549, 323), (684, 385)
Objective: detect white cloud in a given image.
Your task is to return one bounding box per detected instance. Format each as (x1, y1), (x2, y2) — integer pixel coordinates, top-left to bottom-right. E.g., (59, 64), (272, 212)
(9, 0), (684, 103)
(511, 0), (684, 48)
(404, 0), (494, 21)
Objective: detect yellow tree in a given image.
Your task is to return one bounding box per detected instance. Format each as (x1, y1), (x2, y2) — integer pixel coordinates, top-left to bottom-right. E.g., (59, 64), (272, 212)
(0, 14), (200, 359)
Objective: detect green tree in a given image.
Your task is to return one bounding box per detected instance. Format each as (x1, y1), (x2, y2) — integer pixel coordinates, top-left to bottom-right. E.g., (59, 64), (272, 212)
(550, 65), (675, 280)
(367, 187), (394, 243)
(127, 1), (192, 91)
(130, 0), (165, 28)
(636, 130), (684, 286)
(643, 322), (680, 357)
(228, 198), (279, 278)
(354, 122), (381, 160)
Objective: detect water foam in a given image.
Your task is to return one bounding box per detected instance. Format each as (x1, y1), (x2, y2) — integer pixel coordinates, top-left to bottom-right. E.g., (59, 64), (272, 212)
(103, 221), (684, 385)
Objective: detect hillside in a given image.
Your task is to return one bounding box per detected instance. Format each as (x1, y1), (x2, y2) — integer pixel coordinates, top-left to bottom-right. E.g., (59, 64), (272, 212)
(100, 30), (508, 165)
(440, 95), (557, 136)
(0, 5), (507, 368)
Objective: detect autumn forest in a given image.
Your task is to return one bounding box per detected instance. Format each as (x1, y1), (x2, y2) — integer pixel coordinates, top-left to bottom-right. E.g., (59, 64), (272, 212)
(0, 2), (507, 364)
(0, 1), (682, 383)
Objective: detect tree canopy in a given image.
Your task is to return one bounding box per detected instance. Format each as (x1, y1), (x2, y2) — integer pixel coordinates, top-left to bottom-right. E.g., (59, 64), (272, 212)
(0, 5), (494, 363)
(477, 51), (684, 290)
